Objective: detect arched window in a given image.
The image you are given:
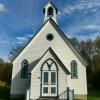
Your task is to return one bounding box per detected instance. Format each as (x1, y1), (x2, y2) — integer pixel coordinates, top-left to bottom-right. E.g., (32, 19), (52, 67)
(71, 60), (78, 79)
(21, 59), (28, 78)
(48, 7), (53, 16)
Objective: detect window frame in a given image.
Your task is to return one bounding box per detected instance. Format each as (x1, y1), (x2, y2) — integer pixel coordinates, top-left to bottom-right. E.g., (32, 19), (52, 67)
(51, 71), (56, 85)
(46, 33), (54, 41)
(71, 60), (78, 79)
(21, 59), (28, 78)
(47, 7), (53, 16)
(43, 71), (49, 85)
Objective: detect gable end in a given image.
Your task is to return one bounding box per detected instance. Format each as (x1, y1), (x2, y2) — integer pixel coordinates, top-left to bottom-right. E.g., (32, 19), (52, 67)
(12, 18), (88, 67)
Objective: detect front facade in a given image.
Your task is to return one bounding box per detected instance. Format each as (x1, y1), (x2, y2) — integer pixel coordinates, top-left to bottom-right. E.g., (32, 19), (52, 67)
(11, 1), (87, 100)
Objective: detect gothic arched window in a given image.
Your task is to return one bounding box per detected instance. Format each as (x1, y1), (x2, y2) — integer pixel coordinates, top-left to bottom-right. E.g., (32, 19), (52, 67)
(48, 7), (53, 16)
(21, 59), (28, 78)
(71, 60), (78, 79)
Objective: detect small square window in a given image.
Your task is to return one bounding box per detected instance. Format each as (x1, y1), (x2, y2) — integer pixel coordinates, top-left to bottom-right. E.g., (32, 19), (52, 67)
(51, 87), (56, 94)
(44, 72), (48, 84)
(43, 87), (48, 93)
(51, 72), (56, 84)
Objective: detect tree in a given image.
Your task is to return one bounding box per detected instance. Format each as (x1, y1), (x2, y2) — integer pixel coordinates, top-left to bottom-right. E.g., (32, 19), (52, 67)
(70, 37), (80, 50)
(8, 45), (24, 62)
(91, 55), (100, 72)
(95, 36), (100, 56)
(0, 58), (4, 63)
(85, 39), (93, 59)
(7, 36), (100, 87)
(2, 63), (12, 84)
(79, 40), (88, 59)
(92, 71), (100, 89)
(0, 60), (12, 85)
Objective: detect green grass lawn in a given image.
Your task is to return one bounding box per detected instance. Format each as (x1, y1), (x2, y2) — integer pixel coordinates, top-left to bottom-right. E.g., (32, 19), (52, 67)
(88, 88), (100, 100)
(0, 85), (100, 100)
(0, 86), (10, 100)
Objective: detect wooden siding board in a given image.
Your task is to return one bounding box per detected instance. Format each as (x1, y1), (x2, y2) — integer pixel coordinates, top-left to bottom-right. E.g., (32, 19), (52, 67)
(11, 19), (87, 98)
(30, 51), (67, 99)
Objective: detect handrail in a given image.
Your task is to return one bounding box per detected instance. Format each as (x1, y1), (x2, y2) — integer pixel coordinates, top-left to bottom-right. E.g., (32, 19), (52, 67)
(25, 88), (30, 100)
(59, 88), (68, 99)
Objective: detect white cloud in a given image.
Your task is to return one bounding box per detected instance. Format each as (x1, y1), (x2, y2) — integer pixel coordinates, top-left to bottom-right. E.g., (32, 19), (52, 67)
(75, 31), (100, 40)
(58, 0), (100, 17)
(16, 36), (28, 42)
(16, 34), (33, 44)
(27, 34), (33, 38)
(64, 24), (100, 41)
(0, 40), (9, 44)
(16, 41), (24, 44)
(58, 11), (62, 18)
(0, 3), (7, 12)
(83, 25), (99, 29)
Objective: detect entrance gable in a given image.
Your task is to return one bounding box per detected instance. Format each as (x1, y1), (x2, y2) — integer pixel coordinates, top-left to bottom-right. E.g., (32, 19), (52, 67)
(31, 47), (70, 74)
(30, 47), (69, 99)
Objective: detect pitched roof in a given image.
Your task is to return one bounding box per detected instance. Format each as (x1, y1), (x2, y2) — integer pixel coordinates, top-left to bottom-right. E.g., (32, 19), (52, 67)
(12, 17), (88, 67)
(31, 47), (70, 74)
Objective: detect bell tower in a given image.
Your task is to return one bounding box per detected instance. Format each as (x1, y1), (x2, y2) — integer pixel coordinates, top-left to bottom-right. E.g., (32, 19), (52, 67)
(43, 1), (58, 23)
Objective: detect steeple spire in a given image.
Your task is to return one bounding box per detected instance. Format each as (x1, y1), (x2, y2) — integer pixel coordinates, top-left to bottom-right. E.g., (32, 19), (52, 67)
(43, 0), (58, 23)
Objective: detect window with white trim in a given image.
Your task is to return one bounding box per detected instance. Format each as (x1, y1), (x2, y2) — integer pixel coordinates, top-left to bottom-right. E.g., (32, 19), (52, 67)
(21, 59), (28, 78)
(71, 60), (78, 79)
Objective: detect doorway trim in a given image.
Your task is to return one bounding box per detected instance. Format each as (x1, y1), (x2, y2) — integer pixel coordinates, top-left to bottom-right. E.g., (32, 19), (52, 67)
(40, 58), (58, 97)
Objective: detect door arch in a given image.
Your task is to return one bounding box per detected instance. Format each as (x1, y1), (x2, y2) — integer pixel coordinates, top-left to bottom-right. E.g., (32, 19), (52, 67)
(40, 58), (58, 97)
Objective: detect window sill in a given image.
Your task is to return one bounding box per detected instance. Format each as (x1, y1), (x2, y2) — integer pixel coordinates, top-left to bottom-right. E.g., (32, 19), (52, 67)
(71, 77), (78, 79)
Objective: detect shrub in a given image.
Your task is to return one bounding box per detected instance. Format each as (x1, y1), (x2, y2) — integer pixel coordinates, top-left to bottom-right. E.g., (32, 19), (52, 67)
(92, 71), (100, 89)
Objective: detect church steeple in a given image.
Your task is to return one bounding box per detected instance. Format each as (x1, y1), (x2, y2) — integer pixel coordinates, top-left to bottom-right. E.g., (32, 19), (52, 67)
(43, 1), (58, 23)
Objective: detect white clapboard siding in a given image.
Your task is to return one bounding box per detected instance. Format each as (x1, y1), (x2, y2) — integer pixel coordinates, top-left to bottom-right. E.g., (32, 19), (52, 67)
(30, 51), (67, 99)
(11, 20), (87, 97)
(68, 62), (87, 94)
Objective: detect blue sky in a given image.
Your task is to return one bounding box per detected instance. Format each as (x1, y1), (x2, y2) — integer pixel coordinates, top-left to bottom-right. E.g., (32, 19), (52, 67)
(0, 0), (100, 61)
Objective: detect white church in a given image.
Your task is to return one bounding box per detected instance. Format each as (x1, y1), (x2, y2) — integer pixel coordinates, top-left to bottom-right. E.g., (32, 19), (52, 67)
(11, 1), (87, 100)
